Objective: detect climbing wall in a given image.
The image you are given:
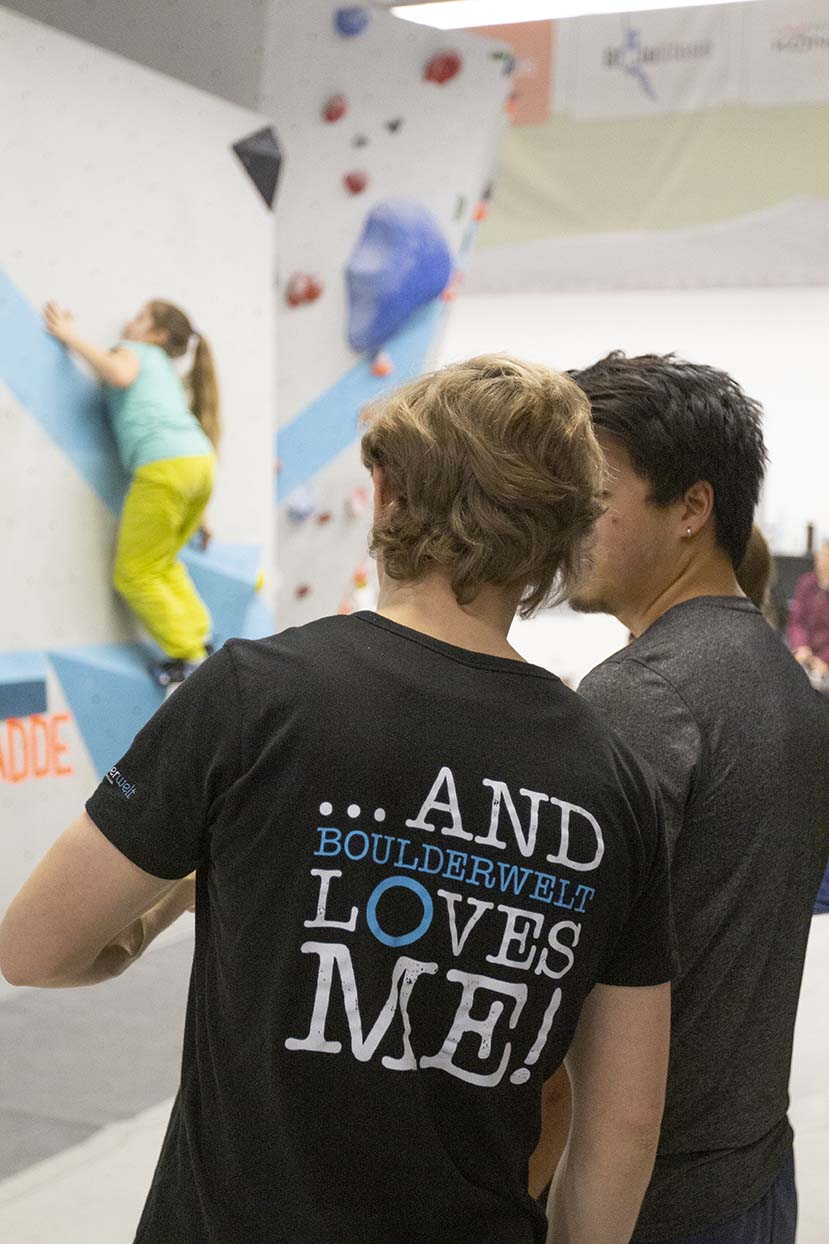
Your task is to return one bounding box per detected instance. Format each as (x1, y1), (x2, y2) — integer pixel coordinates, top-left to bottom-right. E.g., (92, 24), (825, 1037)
(0, 7), (276, 967)
(261, 3), (513, 624)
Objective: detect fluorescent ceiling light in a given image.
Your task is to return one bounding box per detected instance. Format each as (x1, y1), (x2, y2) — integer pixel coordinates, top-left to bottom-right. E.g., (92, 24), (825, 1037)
(391, 0), (755, 29)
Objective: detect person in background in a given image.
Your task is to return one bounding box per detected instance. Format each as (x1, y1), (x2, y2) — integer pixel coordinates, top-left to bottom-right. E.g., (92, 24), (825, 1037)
(43, 299), (220, 689)
(2, 356), (676, 1244)
(788, 539), (829, 684)
(736, 524), (776, 617)
(533, 351), (828, 1244)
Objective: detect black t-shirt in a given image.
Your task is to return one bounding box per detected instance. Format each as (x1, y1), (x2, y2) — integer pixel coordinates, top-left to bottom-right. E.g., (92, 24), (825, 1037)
(86, 612), (677, 1244)
(580, 597), (829, 1240)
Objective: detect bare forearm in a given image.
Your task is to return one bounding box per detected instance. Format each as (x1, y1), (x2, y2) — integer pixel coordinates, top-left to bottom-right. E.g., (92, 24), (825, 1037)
(530, 1065), (572, 1198)
(39, 879), (192, 989)
(64, 333), (123, 385)
(546, 1134), (658, 1244)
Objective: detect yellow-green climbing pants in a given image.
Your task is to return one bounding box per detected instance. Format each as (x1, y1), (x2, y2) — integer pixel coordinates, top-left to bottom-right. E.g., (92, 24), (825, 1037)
(113, 455), (216, 662)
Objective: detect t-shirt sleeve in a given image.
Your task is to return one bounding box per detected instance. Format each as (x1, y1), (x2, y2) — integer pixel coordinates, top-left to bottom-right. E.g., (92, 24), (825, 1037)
(599, 777), (679, 987)
(84, 645), (242, 879)
(578, 656), (702, 861)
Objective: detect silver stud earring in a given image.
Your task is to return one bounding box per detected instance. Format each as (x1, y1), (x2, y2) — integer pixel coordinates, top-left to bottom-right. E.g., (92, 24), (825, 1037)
(686, 528), (693, 539)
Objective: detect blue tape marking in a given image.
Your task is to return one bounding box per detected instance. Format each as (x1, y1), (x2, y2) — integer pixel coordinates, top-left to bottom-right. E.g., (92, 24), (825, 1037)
(185, 542), (261, 585)
(240, 592), (277, 641)
(180, 551), (257, 645)
(0, 268), (128, 513)
(0, 681), (48, 720)
(0, 651), (49, 720)
(48, 646), (164, 777)
(276, 299), (446, 502)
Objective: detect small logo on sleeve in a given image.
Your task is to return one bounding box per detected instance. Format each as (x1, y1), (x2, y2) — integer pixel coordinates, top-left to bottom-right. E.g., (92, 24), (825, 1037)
(105, 766), (137, 799)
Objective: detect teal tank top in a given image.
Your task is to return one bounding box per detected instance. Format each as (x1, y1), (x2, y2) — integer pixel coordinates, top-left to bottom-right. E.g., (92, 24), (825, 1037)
(105, 341), (214, 474)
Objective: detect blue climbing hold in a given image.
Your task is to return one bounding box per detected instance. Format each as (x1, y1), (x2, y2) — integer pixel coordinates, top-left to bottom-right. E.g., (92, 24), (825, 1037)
(346, 200), (452, 356)
(335, 7), (370, 37)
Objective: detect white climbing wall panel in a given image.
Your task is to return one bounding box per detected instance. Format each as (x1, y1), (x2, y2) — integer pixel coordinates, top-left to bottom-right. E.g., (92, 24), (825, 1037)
(262, 2), (513, 625)
(0, 7), (276, 998)
(0, 0), (514, 629)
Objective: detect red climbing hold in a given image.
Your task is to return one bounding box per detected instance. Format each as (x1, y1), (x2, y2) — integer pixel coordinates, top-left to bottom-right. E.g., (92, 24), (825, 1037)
(295, 584), (312, 600)
(317, 511), (334, 526)
(371, 351), (394, 377)
(344, 170), (368, 195)
(323, 94), (348, 123)
(345, 486), (370, 519)
(424, 52), (463, 86)
(285, 273), (324, 306)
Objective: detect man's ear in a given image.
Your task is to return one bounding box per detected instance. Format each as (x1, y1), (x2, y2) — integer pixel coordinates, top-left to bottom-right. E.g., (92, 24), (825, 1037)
(681, 480), (714, 539)
(372, 464), (390, 523)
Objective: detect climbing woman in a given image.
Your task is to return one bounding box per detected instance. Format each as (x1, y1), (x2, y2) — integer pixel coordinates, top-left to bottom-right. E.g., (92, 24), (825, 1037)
(43, 299), (220, 689)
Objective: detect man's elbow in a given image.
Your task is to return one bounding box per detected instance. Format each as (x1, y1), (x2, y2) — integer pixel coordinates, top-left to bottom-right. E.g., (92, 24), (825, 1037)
(600, 1104), (664, 1164)
(0, 960), (28, 988)
(0, 951), (53, 988)
(0, 933), (96, 989)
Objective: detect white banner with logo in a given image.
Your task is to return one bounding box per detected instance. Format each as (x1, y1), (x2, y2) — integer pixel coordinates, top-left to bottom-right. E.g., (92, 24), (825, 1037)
(553, 1), (829, 120)
(743, 0), (829, 107)
(553, 7), (740, 120)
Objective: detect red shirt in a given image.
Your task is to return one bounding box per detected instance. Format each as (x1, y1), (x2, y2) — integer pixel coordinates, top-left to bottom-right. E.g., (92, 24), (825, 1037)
(788, 572), (829, 662)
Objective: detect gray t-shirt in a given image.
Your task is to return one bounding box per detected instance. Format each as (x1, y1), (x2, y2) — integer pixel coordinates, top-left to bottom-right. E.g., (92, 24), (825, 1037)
(579, 596), (829, 1241)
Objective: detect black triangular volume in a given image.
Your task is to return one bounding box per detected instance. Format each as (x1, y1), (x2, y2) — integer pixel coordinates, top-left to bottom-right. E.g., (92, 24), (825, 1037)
(232, 126), (283, 210)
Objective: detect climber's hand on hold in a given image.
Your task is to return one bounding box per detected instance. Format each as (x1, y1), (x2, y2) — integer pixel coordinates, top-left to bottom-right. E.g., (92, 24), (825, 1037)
(43, 301), (78, 347)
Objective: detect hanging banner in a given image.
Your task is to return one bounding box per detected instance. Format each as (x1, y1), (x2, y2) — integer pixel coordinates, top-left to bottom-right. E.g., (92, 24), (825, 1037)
(743, 0), (829, 107)
(553, 6), (740, 120)
(473, 20), (554, 126)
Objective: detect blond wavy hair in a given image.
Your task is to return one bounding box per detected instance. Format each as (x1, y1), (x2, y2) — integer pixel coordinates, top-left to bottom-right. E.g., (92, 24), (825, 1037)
(360, 355), (605, 618)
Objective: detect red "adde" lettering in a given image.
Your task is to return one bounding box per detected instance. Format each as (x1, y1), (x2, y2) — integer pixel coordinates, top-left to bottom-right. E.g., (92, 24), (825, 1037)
(0, 714), (74, 784)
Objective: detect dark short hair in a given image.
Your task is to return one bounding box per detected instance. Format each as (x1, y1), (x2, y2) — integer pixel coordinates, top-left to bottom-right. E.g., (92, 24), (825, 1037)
(568, 352), (768, 568)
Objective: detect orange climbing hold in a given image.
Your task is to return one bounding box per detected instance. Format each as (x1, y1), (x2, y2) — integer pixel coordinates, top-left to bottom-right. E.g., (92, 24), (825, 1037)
(371, 351), (394, 377)
(473, 202), (489, 223)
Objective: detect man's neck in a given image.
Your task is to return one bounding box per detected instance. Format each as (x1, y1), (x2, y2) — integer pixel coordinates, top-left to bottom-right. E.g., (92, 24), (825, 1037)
(375, 572), (525, 662)
(626, 554), (744, 638)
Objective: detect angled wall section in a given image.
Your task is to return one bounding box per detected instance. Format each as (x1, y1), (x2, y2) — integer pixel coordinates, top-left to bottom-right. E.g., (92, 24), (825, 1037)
(0, 8), (277, 981)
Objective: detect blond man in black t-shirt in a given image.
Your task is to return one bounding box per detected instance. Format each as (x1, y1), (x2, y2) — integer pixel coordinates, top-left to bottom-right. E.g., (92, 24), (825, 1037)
(2, 355), (677, 1244)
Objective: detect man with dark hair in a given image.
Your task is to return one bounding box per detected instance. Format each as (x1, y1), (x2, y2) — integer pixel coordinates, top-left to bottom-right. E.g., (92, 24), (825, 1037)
(549, 351), (829, 1244)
